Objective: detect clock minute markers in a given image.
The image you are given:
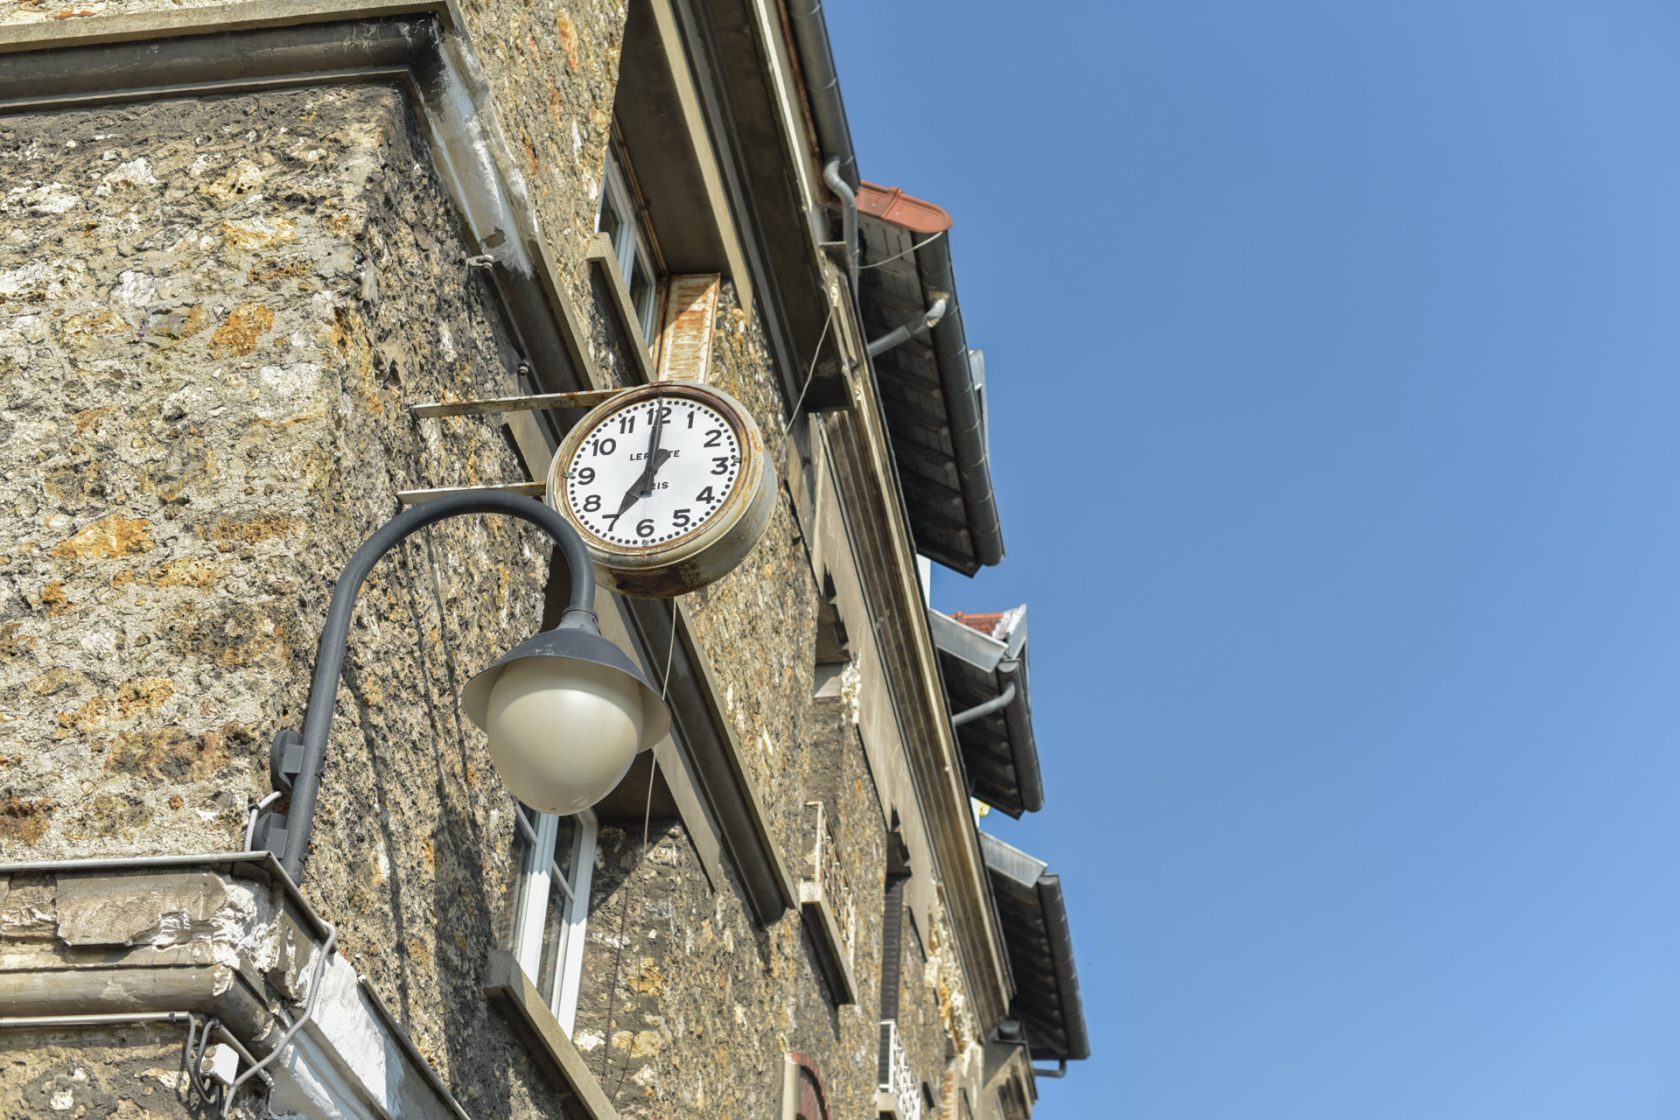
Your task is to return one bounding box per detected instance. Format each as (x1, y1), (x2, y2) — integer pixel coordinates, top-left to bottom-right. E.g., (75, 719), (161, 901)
(570, 398), (738, 544)
(548, 383), (771, 596)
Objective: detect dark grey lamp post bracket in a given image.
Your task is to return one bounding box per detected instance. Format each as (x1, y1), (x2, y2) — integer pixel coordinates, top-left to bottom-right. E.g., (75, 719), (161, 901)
(251, 490), (619, 884)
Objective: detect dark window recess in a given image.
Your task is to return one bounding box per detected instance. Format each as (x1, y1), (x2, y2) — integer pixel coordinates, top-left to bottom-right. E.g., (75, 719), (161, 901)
(816, 572), (850, 665)
(880, 873), (907, 1023)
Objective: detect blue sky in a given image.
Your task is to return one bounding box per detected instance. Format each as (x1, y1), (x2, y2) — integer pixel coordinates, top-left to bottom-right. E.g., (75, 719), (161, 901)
(827, 3), (1680, 1117)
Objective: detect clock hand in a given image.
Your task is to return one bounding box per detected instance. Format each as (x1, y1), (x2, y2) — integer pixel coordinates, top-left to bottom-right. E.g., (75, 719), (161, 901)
(638, 403), (667, 498)
(604, 482), (644, 529)
(607, 404), (667, 528)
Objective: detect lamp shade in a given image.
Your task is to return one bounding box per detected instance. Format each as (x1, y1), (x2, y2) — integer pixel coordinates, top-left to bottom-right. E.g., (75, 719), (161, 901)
(461, 625), (670, 814)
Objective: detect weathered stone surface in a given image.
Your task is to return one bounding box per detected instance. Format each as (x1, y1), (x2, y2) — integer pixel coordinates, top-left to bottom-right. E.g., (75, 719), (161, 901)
(1, 8), (1010, 1119)
(0, 1024), (269, 1119)
(0, 79), (592, 1116)
(55, 870), (228, 946)
(0, 874), (57, 940)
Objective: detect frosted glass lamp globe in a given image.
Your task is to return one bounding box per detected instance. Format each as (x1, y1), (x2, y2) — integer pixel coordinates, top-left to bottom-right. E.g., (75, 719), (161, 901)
(483, 657), (644, 814)
(461, 623), (669, 815)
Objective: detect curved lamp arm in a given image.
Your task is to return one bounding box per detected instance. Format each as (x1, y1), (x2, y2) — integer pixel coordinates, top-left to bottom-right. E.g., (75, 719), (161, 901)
(268, 491), (598, 882)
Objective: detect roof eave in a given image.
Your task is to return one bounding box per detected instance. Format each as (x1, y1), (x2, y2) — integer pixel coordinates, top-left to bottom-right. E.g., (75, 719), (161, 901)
(928, 608), (1044, 817)
(912, 224), (1005, 571)
(980, 833), (1091, 1064)
(857, 181), (1005, 575)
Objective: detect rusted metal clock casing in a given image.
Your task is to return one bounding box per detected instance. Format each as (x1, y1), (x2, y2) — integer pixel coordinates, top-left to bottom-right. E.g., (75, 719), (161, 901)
(546, 382), (776, 598)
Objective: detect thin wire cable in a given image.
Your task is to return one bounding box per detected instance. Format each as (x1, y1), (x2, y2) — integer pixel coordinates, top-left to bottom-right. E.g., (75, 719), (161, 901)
(857, 229), (945, 271)
(598, 754), (660, 1086)
(221, 922), (338, 1116)
(598, 597), (676, 1082)
(661, 604), (678, 701)
(776, 305), (836, 463)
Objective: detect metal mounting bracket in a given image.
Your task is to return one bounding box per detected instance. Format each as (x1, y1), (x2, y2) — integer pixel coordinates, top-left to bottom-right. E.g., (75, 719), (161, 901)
(270, 728), (304, 794)
(400, 387), (629, 504)
(407, 388), (624, 419)
(397, 482), (547, 506)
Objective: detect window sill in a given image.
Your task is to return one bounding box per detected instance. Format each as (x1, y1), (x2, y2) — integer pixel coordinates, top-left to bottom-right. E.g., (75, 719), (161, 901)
(484, 949), (620, 1120)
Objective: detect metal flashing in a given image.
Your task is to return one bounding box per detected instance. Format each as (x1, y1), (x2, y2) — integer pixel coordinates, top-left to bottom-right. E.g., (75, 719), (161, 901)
(0, 0), (455, 55)
(857, 182), (1004, 575)
(978, 833), (1091, 1064)
(929, 606), (1044, 817)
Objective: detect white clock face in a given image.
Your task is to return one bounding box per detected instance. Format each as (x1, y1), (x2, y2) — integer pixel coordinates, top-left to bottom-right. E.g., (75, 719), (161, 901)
(562, 395), (744, 549)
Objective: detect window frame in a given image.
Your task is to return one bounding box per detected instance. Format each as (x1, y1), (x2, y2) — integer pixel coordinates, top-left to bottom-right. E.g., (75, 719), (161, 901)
(598, 146), (661, 345)
(511, 805), (598, 1036)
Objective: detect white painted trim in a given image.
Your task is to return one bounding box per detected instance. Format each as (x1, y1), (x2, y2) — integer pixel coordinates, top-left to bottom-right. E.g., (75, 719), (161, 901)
(511, 807), (598, 1037)
(552, 812), (598, 1034)
(267, 948), (459, 1120)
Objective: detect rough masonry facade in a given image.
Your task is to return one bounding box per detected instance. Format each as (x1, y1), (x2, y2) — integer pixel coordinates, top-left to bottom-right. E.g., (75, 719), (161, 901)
(0, 2), (1076, 1118)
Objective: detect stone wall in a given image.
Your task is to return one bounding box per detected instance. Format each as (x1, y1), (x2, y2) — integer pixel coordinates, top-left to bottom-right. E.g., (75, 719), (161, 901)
(0, 83), (599, 1118)
(573, 706), (886, 1119)
(1, 1024), (263, 1119)
(0, 6), (1000, 1118)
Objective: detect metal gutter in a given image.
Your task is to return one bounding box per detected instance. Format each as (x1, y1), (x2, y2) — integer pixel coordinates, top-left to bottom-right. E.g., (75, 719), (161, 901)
(979, 832), (1091, 1064)
(784, 0), (857, 190)
(913, 224), (1004, 569)
(822, 156), (859, 296)
(867, 296), (947, 359)
(0, 852), (475, 1117)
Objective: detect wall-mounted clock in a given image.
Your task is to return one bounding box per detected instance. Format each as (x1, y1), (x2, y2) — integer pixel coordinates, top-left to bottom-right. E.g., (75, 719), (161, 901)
(546, 382), (776, 598)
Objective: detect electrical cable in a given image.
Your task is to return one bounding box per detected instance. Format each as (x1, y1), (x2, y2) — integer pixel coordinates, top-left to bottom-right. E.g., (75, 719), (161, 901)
(220, 922), (338, 1116)
(857, 229), (944, 271)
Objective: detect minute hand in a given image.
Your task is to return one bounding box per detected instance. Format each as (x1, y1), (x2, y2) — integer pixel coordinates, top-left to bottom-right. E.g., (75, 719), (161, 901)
(606, 405), (668, 529)
(639, 403), (667, 497)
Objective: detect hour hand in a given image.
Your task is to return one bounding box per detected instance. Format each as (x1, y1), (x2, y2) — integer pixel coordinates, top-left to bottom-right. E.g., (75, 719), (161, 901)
(606, 472), (649, 528)
(639, 447), (674, 492)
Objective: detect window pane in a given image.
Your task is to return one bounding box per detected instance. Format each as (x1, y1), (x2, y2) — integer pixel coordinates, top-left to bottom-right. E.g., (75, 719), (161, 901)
(550, 814), (579, 898)
(629, 258), (655, 341)
(599, 192), (624, 245)
(514, 803), (540, 850)
(536, 879), (568, 1002)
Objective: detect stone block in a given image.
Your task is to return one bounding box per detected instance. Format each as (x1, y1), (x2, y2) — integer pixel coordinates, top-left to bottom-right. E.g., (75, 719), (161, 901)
(55, 871), (228, 947)
(0, 875), (56, 940)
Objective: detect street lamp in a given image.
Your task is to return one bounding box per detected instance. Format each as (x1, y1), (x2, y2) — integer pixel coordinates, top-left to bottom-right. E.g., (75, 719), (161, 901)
(252, 490), (669, 884)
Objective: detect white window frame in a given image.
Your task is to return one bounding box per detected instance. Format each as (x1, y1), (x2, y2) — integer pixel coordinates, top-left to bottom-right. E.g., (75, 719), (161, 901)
(511, 805), (598, 1036)
(598, 147), (661, 345)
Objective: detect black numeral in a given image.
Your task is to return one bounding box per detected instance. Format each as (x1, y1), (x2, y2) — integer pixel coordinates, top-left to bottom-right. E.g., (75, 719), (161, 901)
(577, 466), (595, 484)
(594, 437), (617, 456)
(636, 519), (655, 539)
(658, 405), (673, 421)
(696, 486), (715, 503)
(704, 428), (723, 448)
(686, 409), (696, 428)
(711, 457), (730, 475)
(673, 508), (691, 528)
(618, 414), (636, 434)
(582, 495), (601, 512)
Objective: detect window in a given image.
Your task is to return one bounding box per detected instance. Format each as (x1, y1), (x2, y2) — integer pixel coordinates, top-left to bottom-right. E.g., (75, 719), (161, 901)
(511, 804), (598, 1035)
(597, 147), (661, 345)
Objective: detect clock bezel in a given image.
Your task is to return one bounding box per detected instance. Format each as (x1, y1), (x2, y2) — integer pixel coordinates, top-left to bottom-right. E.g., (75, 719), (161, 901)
(546, 381), (776, 598)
